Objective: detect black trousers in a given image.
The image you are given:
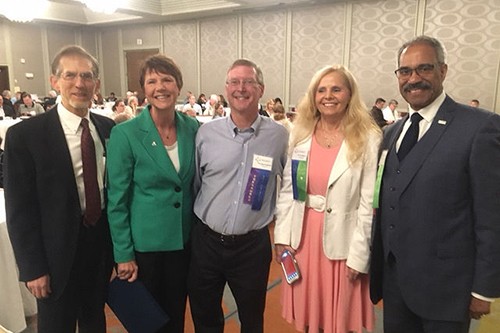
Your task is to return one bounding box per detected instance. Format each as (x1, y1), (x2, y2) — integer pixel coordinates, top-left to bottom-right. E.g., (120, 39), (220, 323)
(382, 254), (471, 333)
(37, 220), (113, 333)
(135, 246), (190, 333)
(188, 222), (272, 333)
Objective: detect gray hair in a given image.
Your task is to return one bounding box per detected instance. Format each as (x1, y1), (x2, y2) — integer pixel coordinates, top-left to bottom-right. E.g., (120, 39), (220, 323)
(397, 36), (447, 66)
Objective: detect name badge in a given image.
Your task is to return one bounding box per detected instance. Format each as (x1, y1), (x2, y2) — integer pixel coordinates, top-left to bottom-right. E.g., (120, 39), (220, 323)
(243, 155), (273, 211)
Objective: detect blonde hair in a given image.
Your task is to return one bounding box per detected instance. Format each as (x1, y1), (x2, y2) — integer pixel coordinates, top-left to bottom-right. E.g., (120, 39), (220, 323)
(291, 64), (380, 163)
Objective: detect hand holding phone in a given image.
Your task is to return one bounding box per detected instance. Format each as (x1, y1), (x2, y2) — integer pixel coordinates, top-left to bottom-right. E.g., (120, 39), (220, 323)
(280, 250), (300, 284)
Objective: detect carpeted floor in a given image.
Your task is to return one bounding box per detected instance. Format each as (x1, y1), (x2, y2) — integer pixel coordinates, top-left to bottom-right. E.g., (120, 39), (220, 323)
(21, 227), (498, 333)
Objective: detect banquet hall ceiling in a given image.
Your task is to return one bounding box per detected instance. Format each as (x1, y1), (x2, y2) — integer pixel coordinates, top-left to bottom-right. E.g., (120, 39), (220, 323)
(17, 0), (340, 26)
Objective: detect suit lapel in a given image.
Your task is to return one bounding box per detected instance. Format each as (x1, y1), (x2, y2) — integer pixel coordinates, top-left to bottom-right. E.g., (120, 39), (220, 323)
(327, 141), (349, 186)
(396, 96), (457, 194)
(138, 109), (181, 181)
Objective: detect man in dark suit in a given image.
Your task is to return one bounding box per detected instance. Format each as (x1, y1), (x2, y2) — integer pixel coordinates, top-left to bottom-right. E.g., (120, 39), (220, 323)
(4, 45), (115, 333)
(370, 35), (500, 333)
(369, 97), (387, 128)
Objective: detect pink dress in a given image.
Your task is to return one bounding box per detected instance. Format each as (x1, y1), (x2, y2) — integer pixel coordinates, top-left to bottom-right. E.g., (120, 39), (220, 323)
(281, 134), (375, 333)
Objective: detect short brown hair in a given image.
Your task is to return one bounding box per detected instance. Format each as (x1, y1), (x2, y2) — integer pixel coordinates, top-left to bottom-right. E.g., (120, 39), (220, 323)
(139, 54), (183, 90)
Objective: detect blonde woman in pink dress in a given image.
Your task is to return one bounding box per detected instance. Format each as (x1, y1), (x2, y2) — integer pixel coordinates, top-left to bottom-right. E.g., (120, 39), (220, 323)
(274, 65), (381, 333)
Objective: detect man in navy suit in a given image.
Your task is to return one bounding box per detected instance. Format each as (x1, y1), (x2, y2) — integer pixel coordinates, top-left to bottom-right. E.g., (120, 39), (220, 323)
(5, 45), (115, 333)
(370, 36), (500, 333)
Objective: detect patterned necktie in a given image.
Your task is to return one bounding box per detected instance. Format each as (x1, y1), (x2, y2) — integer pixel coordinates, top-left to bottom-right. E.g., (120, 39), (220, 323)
(81, 118), (101, 226)
(398, 112), (423, 161)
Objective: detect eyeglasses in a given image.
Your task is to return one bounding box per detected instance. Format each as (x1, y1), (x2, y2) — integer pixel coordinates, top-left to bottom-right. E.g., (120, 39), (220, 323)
(394, 63), (439, 79)
(58, 71), (96, 82)
(226, 79), (258, 87)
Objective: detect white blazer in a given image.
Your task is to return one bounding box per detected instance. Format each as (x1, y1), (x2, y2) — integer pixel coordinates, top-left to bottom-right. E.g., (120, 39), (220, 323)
(274, 132), (380, 273)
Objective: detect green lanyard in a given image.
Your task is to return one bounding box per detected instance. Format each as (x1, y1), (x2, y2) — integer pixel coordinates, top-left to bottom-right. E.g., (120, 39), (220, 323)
(373, 150), (388, 209)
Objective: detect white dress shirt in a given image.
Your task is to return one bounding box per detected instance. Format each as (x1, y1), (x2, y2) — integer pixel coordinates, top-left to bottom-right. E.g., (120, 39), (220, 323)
(57, 104), (105, 213)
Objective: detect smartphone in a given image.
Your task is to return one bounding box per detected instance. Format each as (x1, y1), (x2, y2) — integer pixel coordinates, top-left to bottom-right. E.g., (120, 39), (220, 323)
(280, 250), (300, 284)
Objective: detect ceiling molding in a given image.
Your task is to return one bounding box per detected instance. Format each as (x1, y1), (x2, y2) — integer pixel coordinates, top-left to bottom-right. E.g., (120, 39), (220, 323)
(0, 0), (341, 26)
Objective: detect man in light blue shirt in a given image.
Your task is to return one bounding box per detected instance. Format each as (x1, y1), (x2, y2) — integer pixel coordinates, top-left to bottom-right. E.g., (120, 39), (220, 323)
(188, 59), (288, 333)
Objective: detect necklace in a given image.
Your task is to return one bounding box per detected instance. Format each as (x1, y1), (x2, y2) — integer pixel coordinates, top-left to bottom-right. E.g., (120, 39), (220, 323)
(318, 121), (341, 149)
(323, 132), (338, 148)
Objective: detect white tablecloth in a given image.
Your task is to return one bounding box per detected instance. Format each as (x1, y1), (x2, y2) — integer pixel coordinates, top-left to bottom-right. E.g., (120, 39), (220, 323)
(0, 119), (22, 150)
(0, 190), (37, 333)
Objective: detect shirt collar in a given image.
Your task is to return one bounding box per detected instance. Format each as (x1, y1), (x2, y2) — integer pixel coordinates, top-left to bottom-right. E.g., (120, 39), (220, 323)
(227, 114), (260, 137)
(408, 91), (446, 123)
(57, 103), (91, 134)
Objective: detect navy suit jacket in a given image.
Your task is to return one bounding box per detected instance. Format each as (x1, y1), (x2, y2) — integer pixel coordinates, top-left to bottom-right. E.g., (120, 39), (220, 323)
(370, 96), (500, 321)
(4, 108), (115, 300)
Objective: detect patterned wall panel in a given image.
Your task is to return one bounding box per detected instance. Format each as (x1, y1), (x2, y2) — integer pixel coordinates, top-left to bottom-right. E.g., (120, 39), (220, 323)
(424, 0), (500, 110)
(289, 4), (345, 107)
(101, 29), (122, 96)
(200, 17), (238, 102)
(350, 0), (416, 109)
(163, 22), (198, 99)
(241, 11), (286, 104)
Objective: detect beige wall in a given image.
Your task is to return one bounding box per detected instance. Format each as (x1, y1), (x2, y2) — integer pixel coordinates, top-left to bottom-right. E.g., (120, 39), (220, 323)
(0, 0), (499, 113)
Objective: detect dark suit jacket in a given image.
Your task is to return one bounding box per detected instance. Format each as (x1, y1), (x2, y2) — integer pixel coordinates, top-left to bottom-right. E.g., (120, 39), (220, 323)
(4, 107), (115, 300)
(370, 106), (386, 128)
(370, 96), (500, 321)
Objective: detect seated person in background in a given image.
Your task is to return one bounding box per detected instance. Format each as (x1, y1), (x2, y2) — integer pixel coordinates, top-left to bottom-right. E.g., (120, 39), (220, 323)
(43, 90), (58, 111)
(183, 94), (202, 115)
(204, 94), (219, 116)
(107, 92), (117, 102)
(381, 99), (397, 124)
(197, 93), (207, 112)
(2, 90), (15, 110)
(125, 95), (139, 116)
(112, 99), (134, 121)
(469, 99), (480, 108)
(260, 98), (275, 117)
(212, 102), (225, 119)
(0, 95), (16, 118)
(19, 92), (45, 116)
(92, 92), (105, 108)
(369, 97), (387, 128)
(272, 103), (293, 132)
(219, 94), (228, 107)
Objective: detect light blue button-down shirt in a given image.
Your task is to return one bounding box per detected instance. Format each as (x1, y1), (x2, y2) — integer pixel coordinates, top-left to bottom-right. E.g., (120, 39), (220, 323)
(194, 115), (289, 235)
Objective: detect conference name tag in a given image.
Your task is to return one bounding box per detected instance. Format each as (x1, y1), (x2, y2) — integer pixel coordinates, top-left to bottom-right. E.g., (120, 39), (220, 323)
(373, 149), (388, 209)
(243, 155), (273, 211)
(291, 148), (308, 202)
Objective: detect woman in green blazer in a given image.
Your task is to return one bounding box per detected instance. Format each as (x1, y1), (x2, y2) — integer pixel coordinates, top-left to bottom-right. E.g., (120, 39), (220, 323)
(107, 54), (199, 333)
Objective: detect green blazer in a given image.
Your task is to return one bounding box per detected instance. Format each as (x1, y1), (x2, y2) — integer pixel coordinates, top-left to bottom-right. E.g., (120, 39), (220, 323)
(107, 107), (199, 263)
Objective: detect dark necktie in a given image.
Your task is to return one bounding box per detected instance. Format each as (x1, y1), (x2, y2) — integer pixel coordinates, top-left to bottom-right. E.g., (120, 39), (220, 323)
(398, 112), (423, 161)
(81, 118), (101, 226)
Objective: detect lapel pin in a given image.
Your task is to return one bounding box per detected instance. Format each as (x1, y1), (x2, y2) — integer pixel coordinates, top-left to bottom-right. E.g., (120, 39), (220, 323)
(438, 120), (447, 125)
(152, 141), (157, 146)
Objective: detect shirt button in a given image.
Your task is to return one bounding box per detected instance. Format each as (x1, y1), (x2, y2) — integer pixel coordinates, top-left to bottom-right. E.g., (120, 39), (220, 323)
(390, 206), (395, 210)
(396, 169), (401, 174)
(175, 186), (181, 192)
(390, 187), (396, 191)
(174, 202), (181, 208)
(389, 224), (395, 230)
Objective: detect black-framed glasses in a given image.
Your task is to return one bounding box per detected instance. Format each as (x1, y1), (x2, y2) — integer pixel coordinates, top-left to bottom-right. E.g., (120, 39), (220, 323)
(394, 63), (438, 79)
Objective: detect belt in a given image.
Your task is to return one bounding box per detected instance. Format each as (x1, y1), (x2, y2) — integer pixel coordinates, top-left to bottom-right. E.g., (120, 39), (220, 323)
(200, 222), (265, 243)
(305, 194), (326, 212)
